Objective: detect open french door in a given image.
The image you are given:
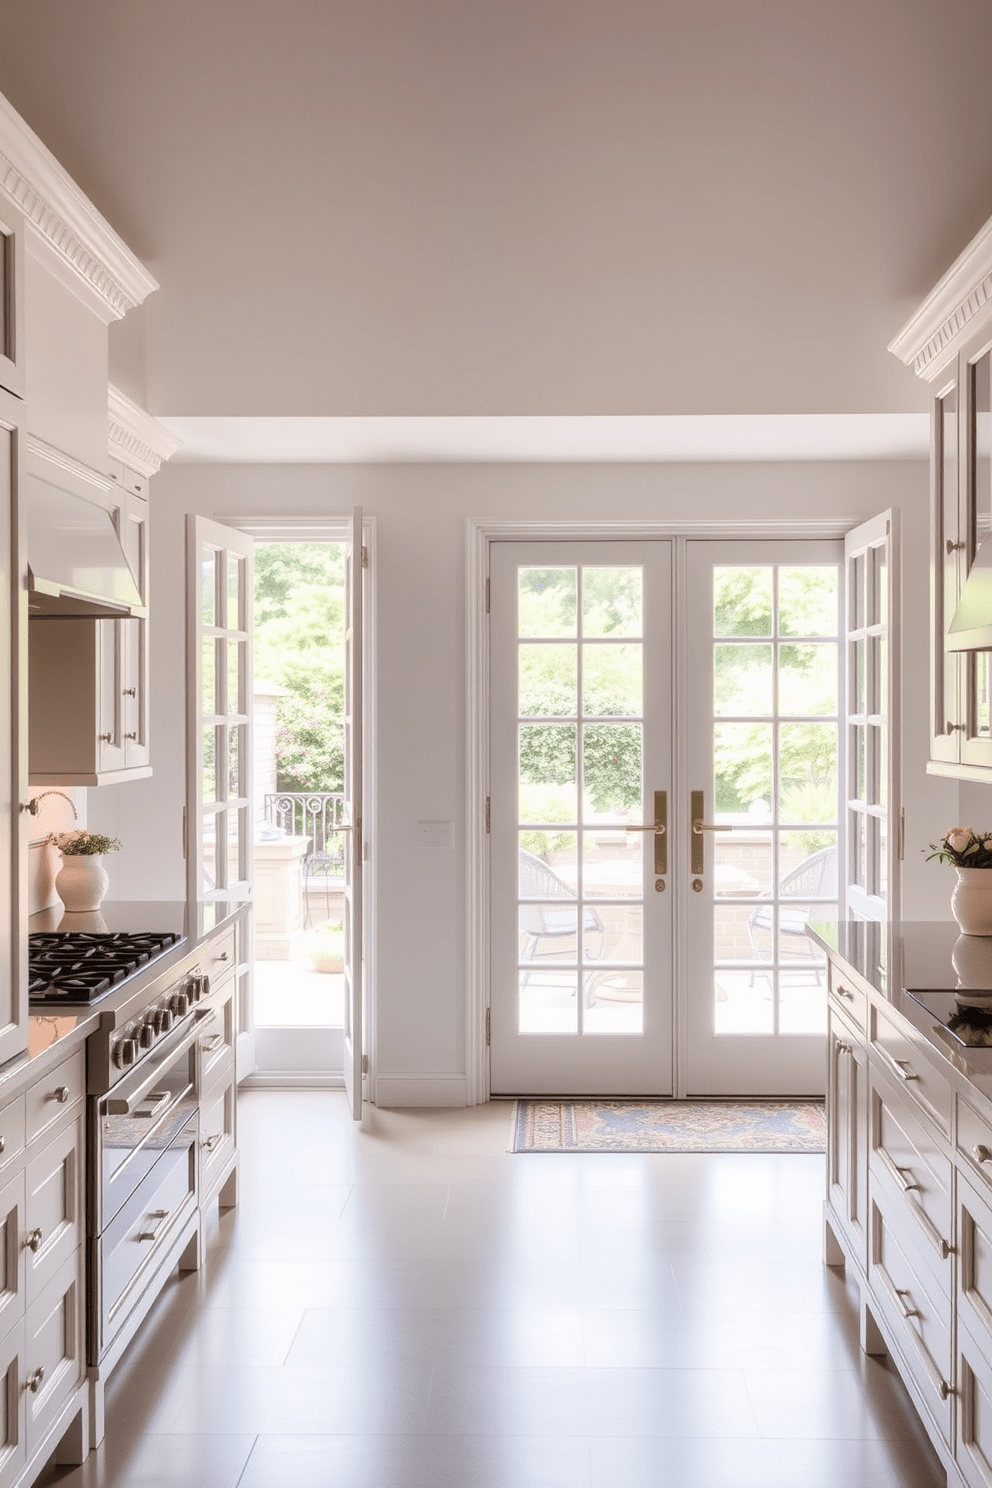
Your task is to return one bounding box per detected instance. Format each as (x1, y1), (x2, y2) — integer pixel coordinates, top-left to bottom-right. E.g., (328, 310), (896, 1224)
(187, 516), (254, 1072)
(342, 508), (365, 1119)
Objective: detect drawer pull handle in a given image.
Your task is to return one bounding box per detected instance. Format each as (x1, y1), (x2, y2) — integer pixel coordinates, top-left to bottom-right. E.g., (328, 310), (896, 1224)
(894, 1166), (921, 1193)
(836, 1041), (852, 1055)
(218, 952), (229, 962)
(24, 1368), (44, 1394)
(200, 1033), (224, 1053)
(895, 1287), (919, 1319)
(835, 985), (855, 1001)
(974, 1144), (992, 1165)
(52, 1085), (70, 1104)
(892, 1059), (919, 1082)
(201, 1133), (224, 1153)
(136, 1209), (170, 1243)
(0, 1136), (7, 1155)
(24, 1228), (42, 1254)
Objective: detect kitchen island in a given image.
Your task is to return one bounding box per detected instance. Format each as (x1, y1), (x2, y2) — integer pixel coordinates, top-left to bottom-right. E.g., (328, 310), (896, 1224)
(809, 919), (992, 1488)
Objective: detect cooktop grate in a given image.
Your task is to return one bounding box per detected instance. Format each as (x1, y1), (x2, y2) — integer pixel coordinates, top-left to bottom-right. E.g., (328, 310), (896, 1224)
(28, 931), (182, 1004)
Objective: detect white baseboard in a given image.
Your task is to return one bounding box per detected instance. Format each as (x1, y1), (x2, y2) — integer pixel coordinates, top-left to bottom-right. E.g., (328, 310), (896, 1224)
(240, 1071), (345, 1090)
(374, 1074), (468, 1108)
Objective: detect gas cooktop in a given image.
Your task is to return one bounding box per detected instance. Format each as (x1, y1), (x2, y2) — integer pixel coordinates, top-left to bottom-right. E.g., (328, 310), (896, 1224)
(28, 931), (182, 1005)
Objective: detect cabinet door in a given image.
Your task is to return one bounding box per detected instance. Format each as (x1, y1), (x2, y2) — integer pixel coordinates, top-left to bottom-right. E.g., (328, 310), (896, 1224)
(932, 373), (964, 765)
(0, 202), (24, 400)
(826, 1007), (868, 1265)
(0, 394), (26, 1065)
(961, 344), (992, 771)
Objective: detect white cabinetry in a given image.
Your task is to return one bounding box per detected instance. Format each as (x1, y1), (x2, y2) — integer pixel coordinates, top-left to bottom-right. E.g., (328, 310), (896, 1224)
(822, 934), (992, 1488)
(0, 383), (27, 1068)
(28, 455), (152, 787)
(0, 1050), (89, 1488)
(0, 201), (24, 401)
(890, 214), (992, 779)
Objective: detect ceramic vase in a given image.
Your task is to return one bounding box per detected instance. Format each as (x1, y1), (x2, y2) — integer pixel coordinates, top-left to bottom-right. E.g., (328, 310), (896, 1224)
(55, 854), (109, 913)
(951, 867), (992, 936)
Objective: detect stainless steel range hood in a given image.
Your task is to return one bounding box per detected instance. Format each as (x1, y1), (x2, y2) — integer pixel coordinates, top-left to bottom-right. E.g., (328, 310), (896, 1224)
(26, 475), (145, 619)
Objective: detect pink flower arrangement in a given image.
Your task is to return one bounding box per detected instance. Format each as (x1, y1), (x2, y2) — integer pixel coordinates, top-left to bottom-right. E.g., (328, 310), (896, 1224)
(925, 827), (992, 869)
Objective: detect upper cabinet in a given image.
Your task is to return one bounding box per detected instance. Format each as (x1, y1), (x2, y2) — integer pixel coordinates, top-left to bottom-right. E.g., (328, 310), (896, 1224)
(0, 200), (25, 399)
(890, 215), (992, 780)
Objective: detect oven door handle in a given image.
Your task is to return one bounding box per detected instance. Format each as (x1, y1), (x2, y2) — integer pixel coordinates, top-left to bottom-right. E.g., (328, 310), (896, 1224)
(105, 1010), (216, 1116)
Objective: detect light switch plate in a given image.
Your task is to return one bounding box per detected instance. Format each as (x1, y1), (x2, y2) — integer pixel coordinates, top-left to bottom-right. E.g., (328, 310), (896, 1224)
(416, 820), (453, 849)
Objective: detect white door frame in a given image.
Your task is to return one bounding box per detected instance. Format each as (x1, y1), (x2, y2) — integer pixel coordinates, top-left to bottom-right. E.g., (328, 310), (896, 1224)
(222, 513), (378, 1094)
(466, 516), (863, 1106)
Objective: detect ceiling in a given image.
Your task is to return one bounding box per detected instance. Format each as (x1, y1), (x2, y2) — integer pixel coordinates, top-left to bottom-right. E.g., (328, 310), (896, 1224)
(0, 1), (990, 444)
(160, 413), (929, 464)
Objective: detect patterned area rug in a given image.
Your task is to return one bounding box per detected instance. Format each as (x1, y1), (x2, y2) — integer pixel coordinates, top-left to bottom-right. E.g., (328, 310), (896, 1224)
(512, 1099), (826, 1153)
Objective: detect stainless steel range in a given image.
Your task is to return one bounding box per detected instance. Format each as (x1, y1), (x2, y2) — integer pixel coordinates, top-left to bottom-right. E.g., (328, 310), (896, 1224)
(27, 915), (231, 1427)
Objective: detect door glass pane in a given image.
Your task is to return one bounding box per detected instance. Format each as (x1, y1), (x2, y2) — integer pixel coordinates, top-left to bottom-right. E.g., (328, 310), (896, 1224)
(974, 351), (991, 551)
(586, 971), (643, 1034)
(715, 832), (771, 897)
(779, 832), (837, 896)
(228, 639), (241, 715)
(202, 726), (217, 803)
(228, 724), (241, 799)
(714, 644), (772, 716)
(519, 644), (577, 716)
(851, 553), (865, 629)
(227, 553), (244, 630)
(977, 655), (991, 739)
(518, 568), (577, 638)
(201, 811), (217, 894)
(778, 644), (836, 715)
(519, 724), (576, 823)
(779, 567), (838, 637)
(778, 722), (837, 821)
(582, 567), (642, 637)
(583, 723), (642, 821)
(519, 970), (578, 1034)
(583, 644), (642, 715)
(201, 551), (217, 627)
(714, 968), (773, 1035)
(593, 904), (643, 965)
(582, 829), (640, 900)
(714, 568), (772, 636)
(714, 722), (773, 817)
(202, 638), (218, 716)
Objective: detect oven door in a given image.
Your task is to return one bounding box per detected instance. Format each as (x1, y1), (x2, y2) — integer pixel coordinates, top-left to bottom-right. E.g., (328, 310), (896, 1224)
(95, 1010), (212, 1234)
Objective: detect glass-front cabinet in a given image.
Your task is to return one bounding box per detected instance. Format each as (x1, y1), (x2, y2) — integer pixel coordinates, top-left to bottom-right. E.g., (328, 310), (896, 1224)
(890, 213), (992, 779)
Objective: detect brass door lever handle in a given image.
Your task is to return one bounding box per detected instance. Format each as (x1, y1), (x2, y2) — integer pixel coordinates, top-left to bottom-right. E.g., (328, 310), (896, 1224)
(692, 820), (732, 834)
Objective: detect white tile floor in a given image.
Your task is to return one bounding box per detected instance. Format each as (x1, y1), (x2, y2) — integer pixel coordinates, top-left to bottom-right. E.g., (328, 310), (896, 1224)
(39, 1093), (946, 1488)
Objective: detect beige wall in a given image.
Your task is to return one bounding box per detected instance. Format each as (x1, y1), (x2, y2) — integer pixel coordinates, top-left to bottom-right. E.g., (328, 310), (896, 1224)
(86, 455), (961, 1100)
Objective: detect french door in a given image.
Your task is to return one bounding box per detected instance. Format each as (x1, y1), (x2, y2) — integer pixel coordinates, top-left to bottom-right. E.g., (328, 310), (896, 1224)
(489, 537), (846, 1098)
(490, 541), (674, 1096)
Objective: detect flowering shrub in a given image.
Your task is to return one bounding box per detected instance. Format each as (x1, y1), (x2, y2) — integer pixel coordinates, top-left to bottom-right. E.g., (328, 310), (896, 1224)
(924, 827), (992, 869)
(48, 830), (122, 857)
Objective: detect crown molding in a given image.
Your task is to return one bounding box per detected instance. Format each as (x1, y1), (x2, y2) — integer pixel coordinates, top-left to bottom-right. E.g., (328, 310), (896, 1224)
(0, 90), (158, 324)
(108, 386), (182, 476)
(889, 214), (992, 383)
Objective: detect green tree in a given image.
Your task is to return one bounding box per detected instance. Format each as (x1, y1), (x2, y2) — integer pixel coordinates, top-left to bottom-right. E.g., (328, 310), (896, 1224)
(254, 544), (346, 794)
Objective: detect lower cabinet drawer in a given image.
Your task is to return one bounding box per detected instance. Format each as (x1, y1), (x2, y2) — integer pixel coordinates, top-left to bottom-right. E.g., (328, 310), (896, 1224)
(871, 1005), (952, 1139)
(23, 1249), (85, 1455)
(869, 1070), (953, 1282)
(199, 1064), (236, 1201)
(958, 1316), (992, 1488)
(95, 1124), (196, 1359)
(199, 986), (235, 1087)
(26, 1053), (84, 1150)
(869, 1194), (953, 1447)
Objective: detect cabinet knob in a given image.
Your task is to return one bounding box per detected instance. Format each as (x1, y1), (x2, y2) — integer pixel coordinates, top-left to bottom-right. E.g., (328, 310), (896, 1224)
(124, 732), (137, 742)
(973, 1144), (992, 1165)
(946, 539), (965, 554)
(52, 1085), (70, 1104)
(946, 722), (966, 734)
(24, 1368), (44, 1394)
(123, 687), (137, 698)
(24, 1228), (42, 1254)
(100, 733), (113, 743)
